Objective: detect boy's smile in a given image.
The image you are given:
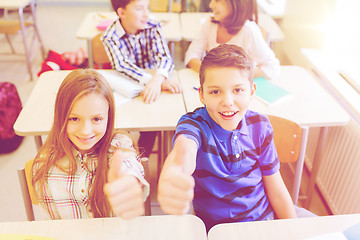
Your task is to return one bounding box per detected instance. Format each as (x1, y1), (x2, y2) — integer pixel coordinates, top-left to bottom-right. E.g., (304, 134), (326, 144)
(118, 0), (150, 35)
(199, 67), (256, 131)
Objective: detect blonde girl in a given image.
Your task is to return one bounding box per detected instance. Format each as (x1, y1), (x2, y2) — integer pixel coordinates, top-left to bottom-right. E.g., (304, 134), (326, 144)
(32, 69), (149, 219)
(185, 0), (280, 79)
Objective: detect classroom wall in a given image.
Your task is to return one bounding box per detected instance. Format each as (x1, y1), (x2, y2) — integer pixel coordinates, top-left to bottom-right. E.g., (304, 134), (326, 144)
(274, 0), (336, 67)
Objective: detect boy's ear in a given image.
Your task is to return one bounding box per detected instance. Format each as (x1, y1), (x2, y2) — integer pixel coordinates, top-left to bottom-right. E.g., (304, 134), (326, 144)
(198, 87), (205, 105)
(251, 82), (256, 97)
(117, 8), (125, 18)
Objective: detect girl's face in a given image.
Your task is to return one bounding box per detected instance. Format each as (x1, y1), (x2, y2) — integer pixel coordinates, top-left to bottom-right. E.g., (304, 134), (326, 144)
(66, 92), (109, 154)
(209, 0), (232, 23)
(118, 0), (150, 35)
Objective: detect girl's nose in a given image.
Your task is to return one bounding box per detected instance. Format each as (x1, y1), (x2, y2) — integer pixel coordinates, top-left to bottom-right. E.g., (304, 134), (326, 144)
(209, 0), (214, 9)
(80, 121), (92, 135)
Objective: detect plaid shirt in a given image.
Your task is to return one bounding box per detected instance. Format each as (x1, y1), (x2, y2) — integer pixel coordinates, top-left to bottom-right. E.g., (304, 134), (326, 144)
(34, 134), (149, 220)
(102, 18), (174, 85)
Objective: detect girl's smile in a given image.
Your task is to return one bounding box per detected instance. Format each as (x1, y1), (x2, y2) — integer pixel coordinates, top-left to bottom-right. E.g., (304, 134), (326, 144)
(66, 92), (109, 154)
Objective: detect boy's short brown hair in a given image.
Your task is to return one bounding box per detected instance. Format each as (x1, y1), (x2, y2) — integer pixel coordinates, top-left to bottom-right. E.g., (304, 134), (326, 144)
(199, 44), (254, 89)
(111, 0), (133, 12)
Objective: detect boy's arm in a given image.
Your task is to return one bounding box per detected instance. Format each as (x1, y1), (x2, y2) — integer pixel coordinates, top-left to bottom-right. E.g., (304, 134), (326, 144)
(157, 135), (197, 215)
(102, 33), (152, 85)
(263, 171), (297, 218)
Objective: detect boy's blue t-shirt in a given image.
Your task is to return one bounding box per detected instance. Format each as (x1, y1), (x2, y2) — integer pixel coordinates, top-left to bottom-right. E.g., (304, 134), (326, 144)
(173, 107), (280, 230)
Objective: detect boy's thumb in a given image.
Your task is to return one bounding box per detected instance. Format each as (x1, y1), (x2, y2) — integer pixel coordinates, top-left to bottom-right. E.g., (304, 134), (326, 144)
(108, 150), (124, 182)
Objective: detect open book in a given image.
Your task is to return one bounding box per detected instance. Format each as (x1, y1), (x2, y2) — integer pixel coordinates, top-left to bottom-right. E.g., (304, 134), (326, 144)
(97, 70), (144, 106)
(254, 77), (292, 106)
(304, 222), (360, 240)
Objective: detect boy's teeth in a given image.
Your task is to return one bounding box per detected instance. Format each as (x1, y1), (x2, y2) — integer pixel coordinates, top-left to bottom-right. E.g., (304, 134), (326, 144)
(222, 112), (234, 116)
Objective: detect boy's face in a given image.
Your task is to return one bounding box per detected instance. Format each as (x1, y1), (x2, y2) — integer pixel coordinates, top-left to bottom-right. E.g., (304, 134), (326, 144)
(66, 93), (109, 154)
(199, 67), (256, 131)
(117, 0), (149, 35)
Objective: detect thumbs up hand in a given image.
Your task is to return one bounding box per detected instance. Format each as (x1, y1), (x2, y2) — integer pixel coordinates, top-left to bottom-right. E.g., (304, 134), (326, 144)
(157, 164), (195, 215)
(104, 150), (144, 219)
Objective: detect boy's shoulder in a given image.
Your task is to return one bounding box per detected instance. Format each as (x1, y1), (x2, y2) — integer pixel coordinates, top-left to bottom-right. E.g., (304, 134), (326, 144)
(244, 110), (270, 126)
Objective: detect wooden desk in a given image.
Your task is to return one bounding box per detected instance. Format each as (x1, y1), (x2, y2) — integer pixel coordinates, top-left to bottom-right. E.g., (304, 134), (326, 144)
(208, 214), (360, 240)
(179, 66), (349, 204)
(0, 215), (207, 240)
(179, 12), (284, 44)
(13, 70), (185, 154)
(76, 12), (182, 68)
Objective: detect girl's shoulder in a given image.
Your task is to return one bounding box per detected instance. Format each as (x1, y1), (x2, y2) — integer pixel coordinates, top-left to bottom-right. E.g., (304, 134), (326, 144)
(110, 132), (135, 151)
(242, 20), (261, 33)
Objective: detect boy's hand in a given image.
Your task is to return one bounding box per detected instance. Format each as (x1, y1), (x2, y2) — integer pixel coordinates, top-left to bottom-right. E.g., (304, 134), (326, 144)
(104, 151), (144, 219)
(141, 74), (164, 103)
(161, 80), (182, 94)
(157, 165), (195, 215)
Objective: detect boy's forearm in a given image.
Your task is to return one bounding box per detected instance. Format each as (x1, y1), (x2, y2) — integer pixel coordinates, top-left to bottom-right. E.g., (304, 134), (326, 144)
(263, 172), (297, 218)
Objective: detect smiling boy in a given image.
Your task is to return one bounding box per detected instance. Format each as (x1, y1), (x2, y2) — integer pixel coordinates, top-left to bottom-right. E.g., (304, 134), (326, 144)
(157, 44), (296, 231)
(102, 0), (180, 104)
(103, 0), (181, 158)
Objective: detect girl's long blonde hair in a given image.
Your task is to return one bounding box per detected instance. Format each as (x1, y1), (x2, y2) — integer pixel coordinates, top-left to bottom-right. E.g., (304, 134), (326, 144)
(33, 69), (115, 218)
(212, 0), (258, 35)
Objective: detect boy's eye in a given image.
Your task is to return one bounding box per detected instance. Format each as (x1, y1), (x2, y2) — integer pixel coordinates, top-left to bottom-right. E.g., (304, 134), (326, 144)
(234, 88), (244, 93)
(210, 90), (219, 94)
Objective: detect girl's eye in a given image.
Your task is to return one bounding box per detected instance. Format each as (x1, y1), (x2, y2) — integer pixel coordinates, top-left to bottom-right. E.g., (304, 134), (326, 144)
(234, 88), (243, 93)
(68, 117), (79, 122)
(93, 117), (103, 122)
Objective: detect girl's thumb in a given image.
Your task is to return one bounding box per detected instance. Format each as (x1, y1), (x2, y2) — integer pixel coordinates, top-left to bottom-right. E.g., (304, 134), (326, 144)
(108, 150), (124, 182)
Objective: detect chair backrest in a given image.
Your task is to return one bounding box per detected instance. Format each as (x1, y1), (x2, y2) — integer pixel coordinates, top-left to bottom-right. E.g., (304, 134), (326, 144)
(267, 115), (308, 204)
(92, 33), (111, 67)
(268, 115), (302, 163)
(18, 159), (38, 221)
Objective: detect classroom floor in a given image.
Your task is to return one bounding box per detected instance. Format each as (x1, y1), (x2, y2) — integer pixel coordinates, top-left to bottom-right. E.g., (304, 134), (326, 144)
(0, 3), (329, 222)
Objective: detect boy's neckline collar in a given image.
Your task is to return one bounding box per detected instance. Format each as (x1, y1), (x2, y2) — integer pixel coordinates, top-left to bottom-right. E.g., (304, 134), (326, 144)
(203, 107), (249, 141)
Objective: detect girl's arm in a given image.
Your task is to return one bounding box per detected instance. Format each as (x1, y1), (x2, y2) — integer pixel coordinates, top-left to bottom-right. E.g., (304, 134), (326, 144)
(246, 22), (280, 80)
(186, 58), (202, 73)
(157, 135), (197, 215)
(184, 20), (210, 71)
(263, 171), (297, 218)
(104, 149), (146, 219)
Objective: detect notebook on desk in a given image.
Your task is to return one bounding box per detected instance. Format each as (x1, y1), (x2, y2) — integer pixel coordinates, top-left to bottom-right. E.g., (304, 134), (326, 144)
(254, 77), (292, 106)
(97, 70), (144, 106)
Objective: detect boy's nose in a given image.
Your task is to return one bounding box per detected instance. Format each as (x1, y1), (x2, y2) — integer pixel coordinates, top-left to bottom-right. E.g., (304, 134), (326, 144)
(221, 93), (234, 106)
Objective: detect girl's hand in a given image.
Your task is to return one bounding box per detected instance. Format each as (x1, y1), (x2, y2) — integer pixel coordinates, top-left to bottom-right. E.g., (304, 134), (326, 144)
(104, 151), (144, 219)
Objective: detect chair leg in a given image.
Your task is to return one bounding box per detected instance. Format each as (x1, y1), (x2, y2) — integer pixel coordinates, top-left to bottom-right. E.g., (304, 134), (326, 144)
(4, 34), (16, 53)
(18, 6), (33, 80)
(30, 0), (45, 59)
(292, 127), (309, 205)
(141, 158), (152, 216)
